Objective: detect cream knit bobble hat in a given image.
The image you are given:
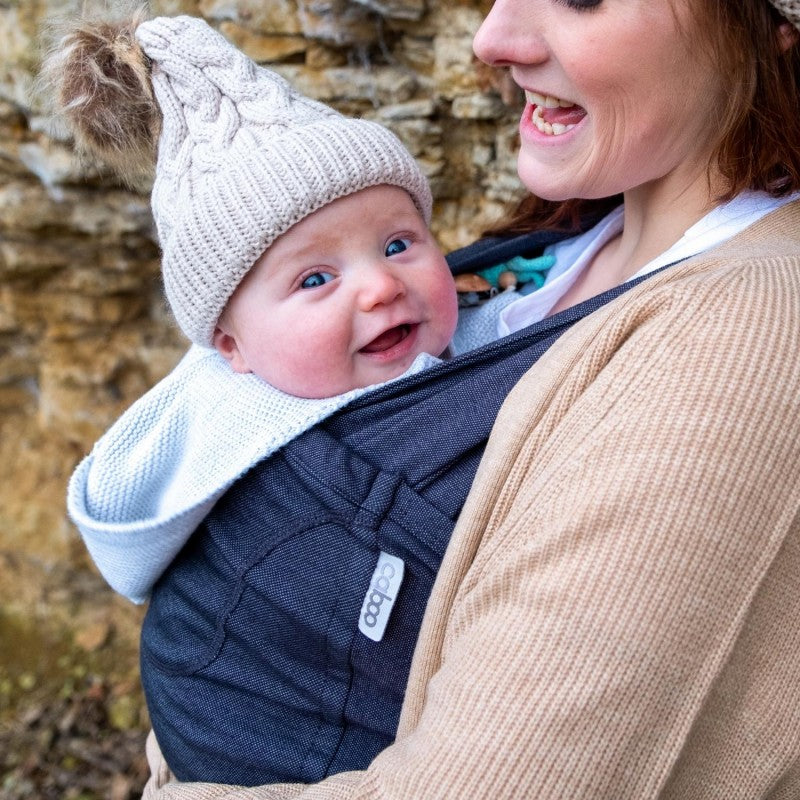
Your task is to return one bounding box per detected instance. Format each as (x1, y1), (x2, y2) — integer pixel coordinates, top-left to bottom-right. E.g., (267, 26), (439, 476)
(769, 0), (800, 28)
(132, 16), (431, 347)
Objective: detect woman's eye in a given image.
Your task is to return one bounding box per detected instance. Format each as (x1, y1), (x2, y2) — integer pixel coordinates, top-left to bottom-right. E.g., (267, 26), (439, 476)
(385, 238), (411, 257)
(300, 271), (334, 289)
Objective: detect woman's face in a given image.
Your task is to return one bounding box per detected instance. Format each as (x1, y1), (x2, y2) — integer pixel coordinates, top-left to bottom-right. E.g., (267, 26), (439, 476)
(473, 0), (725, 203)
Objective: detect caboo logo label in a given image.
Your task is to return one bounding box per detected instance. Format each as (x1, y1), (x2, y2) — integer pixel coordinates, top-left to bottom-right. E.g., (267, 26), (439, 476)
(358, 551), (405, 642)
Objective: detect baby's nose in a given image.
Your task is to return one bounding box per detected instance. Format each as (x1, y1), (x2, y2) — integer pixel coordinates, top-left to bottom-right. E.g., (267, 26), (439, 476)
(357, 265), (406, 311)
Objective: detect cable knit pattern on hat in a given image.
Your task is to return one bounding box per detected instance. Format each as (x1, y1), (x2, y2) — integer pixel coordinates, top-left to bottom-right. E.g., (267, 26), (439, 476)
(133, 16), (432, 346)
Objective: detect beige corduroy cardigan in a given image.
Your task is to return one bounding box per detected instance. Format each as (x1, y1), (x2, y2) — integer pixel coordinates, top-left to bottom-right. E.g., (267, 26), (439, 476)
(143, 202), (800, 800)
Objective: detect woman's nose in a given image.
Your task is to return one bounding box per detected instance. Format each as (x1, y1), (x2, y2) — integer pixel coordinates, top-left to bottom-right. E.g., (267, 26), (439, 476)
(356, 265), (406, 311)
(473, 0), (546, 67)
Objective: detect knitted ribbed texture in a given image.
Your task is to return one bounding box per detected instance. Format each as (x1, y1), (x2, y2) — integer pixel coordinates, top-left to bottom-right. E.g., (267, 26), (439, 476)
(67, 348), (438, 603)
(67, 297), (506, 603)
(448, 288), (521, 355)
(134, 16), (431, 346)
(770, 0), (800, 27)
(143, 203), (800, 799)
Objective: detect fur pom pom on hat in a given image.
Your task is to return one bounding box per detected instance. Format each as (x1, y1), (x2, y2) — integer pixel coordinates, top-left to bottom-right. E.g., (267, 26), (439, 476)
(47, 14), (432, 347)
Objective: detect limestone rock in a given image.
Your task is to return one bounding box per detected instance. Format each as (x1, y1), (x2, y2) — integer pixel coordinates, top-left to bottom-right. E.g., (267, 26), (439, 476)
(352, 0), (426, 21)
(276, 64), (418, 105)
(199, 0), (302, 34)
(296, 0), (377, 45)
(219, 23), (307, 62)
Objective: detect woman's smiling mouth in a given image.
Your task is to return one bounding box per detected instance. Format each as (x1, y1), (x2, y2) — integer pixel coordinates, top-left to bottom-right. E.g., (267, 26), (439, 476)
(525, 91), (586, 136)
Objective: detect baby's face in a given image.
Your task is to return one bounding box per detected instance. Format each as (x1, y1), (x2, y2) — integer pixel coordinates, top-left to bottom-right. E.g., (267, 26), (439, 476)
(214, 185), (458, 398)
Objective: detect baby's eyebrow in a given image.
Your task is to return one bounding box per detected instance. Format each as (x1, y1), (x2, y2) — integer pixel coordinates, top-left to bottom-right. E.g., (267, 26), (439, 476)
(266, 245), (329, 270)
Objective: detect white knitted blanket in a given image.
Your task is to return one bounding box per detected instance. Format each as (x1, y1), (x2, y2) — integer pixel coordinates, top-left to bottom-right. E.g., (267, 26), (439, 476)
(67, 291), (518, 603)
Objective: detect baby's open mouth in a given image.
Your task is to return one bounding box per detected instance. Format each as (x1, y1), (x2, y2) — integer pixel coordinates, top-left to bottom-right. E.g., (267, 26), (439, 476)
(525, 91), (586, 136)
(360, 324), (412, 353)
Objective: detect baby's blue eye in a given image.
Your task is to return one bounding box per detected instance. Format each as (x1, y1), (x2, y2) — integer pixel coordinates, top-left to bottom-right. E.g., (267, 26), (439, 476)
(385, 238), (411, 257)
(301, 272), (334, 289)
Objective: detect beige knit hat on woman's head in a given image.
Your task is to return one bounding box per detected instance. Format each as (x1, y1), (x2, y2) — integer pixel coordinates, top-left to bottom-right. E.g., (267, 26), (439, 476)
(47, 15), (431, 346)
(769, 0), (800, 29)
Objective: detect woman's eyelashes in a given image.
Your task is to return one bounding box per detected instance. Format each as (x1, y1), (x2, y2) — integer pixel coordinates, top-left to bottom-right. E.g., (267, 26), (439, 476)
(385, 237), (412, 256)
(554, 0), (603, 10)
(300, 271), (335, 289)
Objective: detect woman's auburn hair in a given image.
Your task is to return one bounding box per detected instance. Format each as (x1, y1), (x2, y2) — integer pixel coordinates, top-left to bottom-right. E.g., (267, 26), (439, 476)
(488, 0), (800, 237)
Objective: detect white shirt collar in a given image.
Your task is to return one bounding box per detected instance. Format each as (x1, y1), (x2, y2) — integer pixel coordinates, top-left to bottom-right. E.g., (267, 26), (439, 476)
(499, 191), (800, 336)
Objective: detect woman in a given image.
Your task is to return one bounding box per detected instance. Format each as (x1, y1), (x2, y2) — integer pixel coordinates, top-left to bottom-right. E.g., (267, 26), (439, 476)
(144, 0), (800, 797)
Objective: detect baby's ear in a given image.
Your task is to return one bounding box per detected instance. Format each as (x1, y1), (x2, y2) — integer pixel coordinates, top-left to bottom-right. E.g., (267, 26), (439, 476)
(212, 327), (252, 374)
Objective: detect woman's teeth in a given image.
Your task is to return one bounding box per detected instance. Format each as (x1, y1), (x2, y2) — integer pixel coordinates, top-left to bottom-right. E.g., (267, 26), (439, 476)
(525, 91), (574, 109)
(531, 105), (574, 136)
(524, 90), (578, 137)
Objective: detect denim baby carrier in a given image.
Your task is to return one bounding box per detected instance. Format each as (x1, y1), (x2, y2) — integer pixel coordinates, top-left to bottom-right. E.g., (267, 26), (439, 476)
(140, 229), (644, 785)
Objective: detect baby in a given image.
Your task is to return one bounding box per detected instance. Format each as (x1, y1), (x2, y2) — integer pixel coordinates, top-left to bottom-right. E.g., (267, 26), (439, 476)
(212, 182), (457, 399)
(53, 13), (549, 786)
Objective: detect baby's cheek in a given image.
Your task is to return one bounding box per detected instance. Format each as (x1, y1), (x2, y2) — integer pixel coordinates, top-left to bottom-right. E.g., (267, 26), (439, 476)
(437, 278), (460, 340)
(286, 331), (355, 398)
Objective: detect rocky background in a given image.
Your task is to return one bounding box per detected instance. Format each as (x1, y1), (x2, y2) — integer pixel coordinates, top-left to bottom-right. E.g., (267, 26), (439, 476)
(0, 0), (523, 796)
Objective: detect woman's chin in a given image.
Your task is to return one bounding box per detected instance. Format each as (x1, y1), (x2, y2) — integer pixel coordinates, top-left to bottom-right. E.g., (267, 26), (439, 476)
(516, 154), (619, 204)
(516, 162), (576, 202)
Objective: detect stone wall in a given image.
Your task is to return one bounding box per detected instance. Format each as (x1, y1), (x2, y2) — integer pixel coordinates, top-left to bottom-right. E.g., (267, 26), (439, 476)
(0, 0), (523, 624)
